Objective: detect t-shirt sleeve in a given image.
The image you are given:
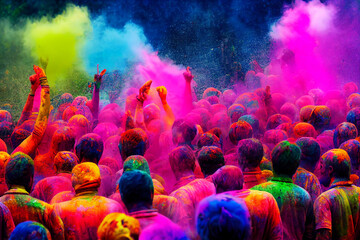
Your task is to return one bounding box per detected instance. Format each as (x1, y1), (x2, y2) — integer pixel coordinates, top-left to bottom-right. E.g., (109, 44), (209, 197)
(314, 195), (332, 230)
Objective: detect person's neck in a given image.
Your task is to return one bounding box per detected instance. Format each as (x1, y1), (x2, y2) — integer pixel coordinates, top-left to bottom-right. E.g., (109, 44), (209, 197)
(128, 203), (152, 213)
(273, 173), (292, 180)
(299, 162), (315, 173)
(10, 185), (28, 191)
(175, 170), (194, 181)
(242, 166), (261, 173)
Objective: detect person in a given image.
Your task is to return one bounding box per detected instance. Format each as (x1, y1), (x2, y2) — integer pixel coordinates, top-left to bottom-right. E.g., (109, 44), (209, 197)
(0, 151), (10, 196)
(212, 165), (283, 240)
(97, 213), (140, 240)
(118, 128), (149, 161)
(237, 138), (273, 189)
(119, 170), (175, 230)
(54, 162), (124, 239)
(252, 141), (315, 240)
(171, 119), (197, 148)
(169, 145), (197, 192)
(0, 152), (64, 240)
(197, 146), (225, 179)
(9, 221), (51, 240)
(139, 222), (189, 240)
(314, 149), (360, 239)
(75, 133), (104, 164)
(0, 202), (15, 240)
(292, 137), (322, 201)
(339, 139), (360, 186)
(195, 194), (251, 240)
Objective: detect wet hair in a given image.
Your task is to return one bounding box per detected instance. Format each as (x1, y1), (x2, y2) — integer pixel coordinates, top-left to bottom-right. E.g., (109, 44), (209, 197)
(198, 146), (225, 177)
(10, 221), (50, 240)
(172, 119), (197, 146)
(333, 122), (358, 148)
(237, 138), (263, 170)
(196, 194), (251, 240)
(123, 155), (151, 175)
(75, 133), (104, 164)
(119, 128), (148, 161)
(5, 152), (34, 192)
(295, 137), (321, 168)
(322, 149), (351, 179)
(54, 151), (79, 173)
(169, 145), (196, 176)
(119, 170), (154, 212)
(271, 141), (301, 177)
(339, 139), (360, 170)
(212, 166), (244, 193)
(228, 120), (253, 145)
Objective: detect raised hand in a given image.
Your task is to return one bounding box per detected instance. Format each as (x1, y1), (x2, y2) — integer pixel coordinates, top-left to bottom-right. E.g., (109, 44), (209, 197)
(183, 66), (194, 83)
(94, 65), (107, 89)
(138, 80), (152, 103)
(33, 65), (48, 86)
(156, 86), (168, 104)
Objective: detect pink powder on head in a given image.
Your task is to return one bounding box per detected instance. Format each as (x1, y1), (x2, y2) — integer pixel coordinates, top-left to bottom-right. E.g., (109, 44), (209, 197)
(220, 89), (237, 108)
(343, 82), (359, 98)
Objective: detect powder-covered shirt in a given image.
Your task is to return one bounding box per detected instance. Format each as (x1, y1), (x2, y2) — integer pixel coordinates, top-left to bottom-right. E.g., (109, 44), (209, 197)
(31, 176), (74, 203)
(224, 189), (283, 240)
(243, 170), (272, 189)
(0, 202), (14, 240)
(0, 188), (64, 240)
(252, 177), (315, 240)
(314, 180), (360, 240)
(292, 167), (322, 202)
(129, 209), (174, 231)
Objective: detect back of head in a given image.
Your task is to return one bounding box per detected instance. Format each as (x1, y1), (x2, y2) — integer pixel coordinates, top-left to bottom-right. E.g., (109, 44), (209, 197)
(169, 145), (196, 176)
(75, 133), (104, 164)
(119, 128), (148, 161)
(119, 170), (154, 212)
(229, 120), (253, 145)
(340, 139), (360, 171)
(271, 141), (301, 178)
(196, 194), (251, 240)
(98, 213), (140, 240)
(309, 105), (331, 130)
(139, 221), (189, 240)
(322, 149), (351, 180)
(212, 165), (243, 193)
(197, 133), (221, 149)
(198, 146), (225, 177)
(123, 155), (150, 175)
(172, 119), (197, 146)
(333, 122), (358, 148)
(237, 138), (263, 171)
(51, 126), (76, 152)
(10, 221), (50, 240)
(54, 151), (79, 173)
(71, 162), (101, 194)
(6, 152), (34, 192)
(295, 137), (321, 170)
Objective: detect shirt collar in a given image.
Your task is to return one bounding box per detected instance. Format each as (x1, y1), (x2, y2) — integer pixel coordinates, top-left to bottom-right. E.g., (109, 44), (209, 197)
(4, 188), (29, 195)
(329, 180), (353, 189)
(271, 176), (293, 183)
(129, 209), (158, 218)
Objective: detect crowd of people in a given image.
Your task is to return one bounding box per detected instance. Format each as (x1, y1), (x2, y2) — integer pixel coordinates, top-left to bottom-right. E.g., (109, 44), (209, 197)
(0, 61), (360, 240)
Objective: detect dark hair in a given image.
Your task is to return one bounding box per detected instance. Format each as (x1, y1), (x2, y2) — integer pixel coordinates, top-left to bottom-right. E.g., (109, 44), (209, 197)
(123, 155), (150, 175)
(228, 120), (253, 145)
(197, 133), (221, 149)
(10, 221), (50, 240)
(118, 128), (148, 161)
(237, 138), (263, 169)
(172, 119), (197, 145)
(54, 151), (79, 173)
(198, 146), (225, 177)
(119, 170), (154, 211)
(212, 166), (244, 193)
(75, 133), (104, 164)
(6, 152), (34, 192)
(169, 145), (196, 175)
(333, 122), (358, 148)
(322, 149), (351, 179)
(271, 141), (301, 177)
(295, 137), (321, 168)
(340, 139), (360, 170)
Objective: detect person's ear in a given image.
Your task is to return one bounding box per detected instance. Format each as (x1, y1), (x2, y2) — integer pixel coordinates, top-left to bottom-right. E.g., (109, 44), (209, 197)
(328, 165), (334, 176)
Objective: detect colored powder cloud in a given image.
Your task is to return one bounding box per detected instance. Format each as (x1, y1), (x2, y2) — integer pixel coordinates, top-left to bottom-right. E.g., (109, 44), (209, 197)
(23, 5), (91, 84)
(83, 17), (151, 74)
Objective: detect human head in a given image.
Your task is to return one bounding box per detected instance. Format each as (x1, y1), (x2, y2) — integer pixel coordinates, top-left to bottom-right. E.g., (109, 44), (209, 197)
(309, 105), (331, 131)
(50, 126), (76, 153)
(75, 133), (104, 164)
(333, 122), (358, 148)
(172, 119), (197, 146)
(10, 221), (50, 240)
(5, 152), (34, 192)
(198, 146), (225, 177)
(196, 194), (251, 240)
(169, 145), (196, 179)
(143, 103), (161, 127)
(0, 151), (10, 178)
(71, 162), (101, 194)
(318, 149), (351, 187)
(228, 120), (253, 145)
(227, 104), (246, 123)
(346, 107), (360, 132)
(271, 141), (301, 178)
(295, 137), (321, 172)
(123, 155), (150, 175)
(119, 128), (148, 161)
(119, 170), (154, 213)
(197, 133), (221, 149)
(212, 165), (244, 193)
(340, 139), (360, 171)
(237, 138), (263, 171)
(54, 151), (79, 173)
(98, 213), (140, 240)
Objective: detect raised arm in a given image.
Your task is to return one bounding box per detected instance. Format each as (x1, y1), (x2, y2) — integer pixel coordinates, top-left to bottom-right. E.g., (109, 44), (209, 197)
(183, 66), (193, 114)
(134, 80), (152, 130)
(86, 66), (106, 121)
(12, 65), (50, 156)
(156, 86), (175, 127)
